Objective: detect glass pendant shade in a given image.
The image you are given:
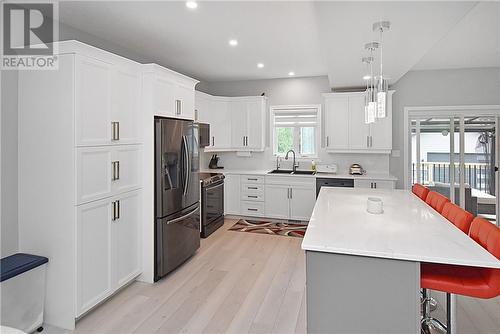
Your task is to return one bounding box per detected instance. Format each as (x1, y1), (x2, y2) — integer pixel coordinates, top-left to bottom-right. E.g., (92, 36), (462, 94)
(376, 75), (389, 118)
(367, 102), (376, 124)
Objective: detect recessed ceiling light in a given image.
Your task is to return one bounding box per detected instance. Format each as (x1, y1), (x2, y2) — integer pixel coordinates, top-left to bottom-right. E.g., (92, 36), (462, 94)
(229, 39), (238, 46)
(288, 71), (295, 76)
(363, 75), (371, 80)
(257, 63), (264, 68)
(185, 1), (198, 9)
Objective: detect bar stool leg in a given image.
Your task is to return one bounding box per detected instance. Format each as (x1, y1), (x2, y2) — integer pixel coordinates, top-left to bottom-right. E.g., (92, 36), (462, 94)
(421, 289), (447, 334)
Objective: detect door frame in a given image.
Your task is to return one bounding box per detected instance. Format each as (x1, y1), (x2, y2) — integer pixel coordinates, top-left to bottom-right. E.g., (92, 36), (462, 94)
(404, 105), (500, 189)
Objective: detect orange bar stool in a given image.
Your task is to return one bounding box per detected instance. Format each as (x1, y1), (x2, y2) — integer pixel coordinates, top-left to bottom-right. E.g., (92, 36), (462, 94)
(441, 202), (474, 234)
(421, 217), (500, 334)
(412, 183), (430, 201)
(425, 191), (450, 213)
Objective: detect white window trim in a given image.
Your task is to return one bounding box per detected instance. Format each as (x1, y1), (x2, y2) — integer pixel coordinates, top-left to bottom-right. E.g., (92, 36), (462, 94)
(270, 104), (322, 159)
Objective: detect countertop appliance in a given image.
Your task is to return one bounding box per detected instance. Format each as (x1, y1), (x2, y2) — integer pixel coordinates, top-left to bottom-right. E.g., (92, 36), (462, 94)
(154, 117), (200, 281)
(199, 172), (225, 238)
(198, 123), (210, 148)
(316, 163), (338, 174)
(316, 178), (354, 197)
(209, 154), (223, 169)
(349, 163), (365, 175)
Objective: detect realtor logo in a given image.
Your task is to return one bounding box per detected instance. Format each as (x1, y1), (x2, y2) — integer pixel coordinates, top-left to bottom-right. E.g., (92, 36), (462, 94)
(1, 1), (59, 69)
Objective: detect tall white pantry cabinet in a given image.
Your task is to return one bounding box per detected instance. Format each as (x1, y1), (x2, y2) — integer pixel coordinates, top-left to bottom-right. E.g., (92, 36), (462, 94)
(18, 41), (143, 329)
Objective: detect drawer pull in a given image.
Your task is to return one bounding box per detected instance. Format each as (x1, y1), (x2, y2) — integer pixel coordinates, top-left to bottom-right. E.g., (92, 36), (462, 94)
(247, 208), (258, 211)
(248, 186), (258, 190)
(248, 195), (258, 198)
(247, 178), (258, 181)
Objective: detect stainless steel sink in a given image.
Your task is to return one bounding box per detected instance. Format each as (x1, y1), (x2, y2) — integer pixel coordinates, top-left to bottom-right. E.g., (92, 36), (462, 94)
(268, 169), (316, 175)
(292, 170), (316, 175)
(268, 169), (293, 174)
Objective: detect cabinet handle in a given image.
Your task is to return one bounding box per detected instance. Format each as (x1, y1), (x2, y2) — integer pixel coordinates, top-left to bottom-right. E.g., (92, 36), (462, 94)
(247, 208), (258, 212)
(248, 195), (258, 198)
(245, 136), (248, 146)
(112, 201), (117, 221)
(290, 188), (293, 199)
(243, 136), (245, 146)
(111, 122), (120, 141)
(112, 161), (120, 181)
(370, 136), (373, 147)
(248, 178), (258, 181)
(175, 99), (182, 115)
(374, 182), (377, 189)
(248, 186), (258, 190)
(326, 136), (329, 147)
(212, 136), (214, 146)
(116, 200), (120, 220)
(367, 136), (369, 148)
(287, 188), (290, 199)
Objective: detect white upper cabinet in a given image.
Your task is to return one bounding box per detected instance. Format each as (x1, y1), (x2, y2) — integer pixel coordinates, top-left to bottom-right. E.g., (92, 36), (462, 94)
(174, 84), (195, 120)
(348, 94), (371, 150)
(196, 93), (266, 152)
(209, 99), (232, 149)
(111, 64), (141, 144)
(323, 91), (393, 154)
(75, 55), (112, 146)
(324, 96), (349, 150)
(230, 100), (248, 150)
(75, 55), (141, 146)
(142, 64), (199, 120)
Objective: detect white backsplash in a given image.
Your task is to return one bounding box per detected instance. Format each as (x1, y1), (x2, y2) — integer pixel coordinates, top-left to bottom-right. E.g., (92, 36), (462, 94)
(200, 147), (390, 175)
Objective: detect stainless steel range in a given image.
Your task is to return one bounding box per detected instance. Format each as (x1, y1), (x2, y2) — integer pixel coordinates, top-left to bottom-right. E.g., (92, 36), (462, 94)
(199, 173), (225, 238)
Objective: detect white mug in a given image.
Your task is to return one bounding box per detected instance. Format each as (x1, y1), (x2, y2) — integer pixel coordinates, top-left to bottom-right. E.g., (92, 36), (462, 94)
(367, 197), (383, 214)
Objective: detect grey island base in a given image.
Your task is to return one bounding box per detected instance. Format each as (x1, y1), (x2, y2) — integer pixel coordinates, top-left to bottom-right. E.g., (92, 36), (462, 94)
(306, 251), (420, 334)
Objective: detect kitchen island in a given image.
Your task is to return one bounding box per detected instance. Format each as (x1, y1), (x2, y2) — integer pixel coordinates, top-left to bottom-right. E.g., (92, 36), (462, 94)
(302, 187), (500, 334)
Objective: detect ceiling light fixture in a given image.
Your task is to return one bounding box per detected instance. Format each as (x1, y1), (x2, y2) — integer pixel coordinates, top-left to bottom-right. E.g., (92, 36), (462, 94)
(373, 21), (390, 119)
(257, 63), (264, 68)
(362, 47), (377, 125)
(185, 1), (198, 9)
(228, 39), (238, 46)
(288, 71), (295, 76)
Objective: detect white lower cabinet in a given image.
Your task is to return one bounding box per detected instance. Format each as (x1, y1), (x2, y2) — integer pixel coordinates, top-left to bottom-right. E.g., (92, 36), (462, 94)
(264, 176), (316, 221)
(354, 179), (395, 189)
(289, 185), (316, 221)
(224, 174), (241, 215)
(264, 184), (290, 219)
(76, 189), (141, 316)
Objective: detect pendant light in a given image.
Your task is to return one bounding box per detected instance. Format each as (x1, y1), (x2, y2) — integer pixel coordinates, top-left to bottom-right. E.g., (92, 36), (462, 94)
(373, 21), (390, 119)
(364, 43), (378, 124)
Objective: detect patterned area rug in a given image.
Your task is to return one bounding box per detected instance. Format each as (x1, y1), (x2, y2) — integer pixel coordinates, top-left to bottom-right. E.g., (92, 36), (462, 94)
(229, 219), (307, 238)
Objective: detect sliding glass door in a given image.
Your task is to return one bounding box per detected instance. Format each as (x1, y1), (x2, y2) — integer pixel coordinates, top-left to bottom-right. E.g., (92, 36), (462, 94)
(409, 113), (498, 226)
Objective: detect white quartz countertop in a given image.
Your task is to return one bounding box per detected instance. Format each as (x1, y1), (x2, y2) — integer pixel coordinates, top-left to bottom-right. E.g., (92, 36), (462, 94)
(301, 187), (500, 268)
(199, 169), (397, 181)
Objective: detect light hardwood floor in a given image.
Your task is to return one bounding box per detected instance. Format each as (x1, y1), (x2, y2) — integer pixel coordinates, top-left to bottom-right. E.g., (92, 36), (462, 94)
(49, 219), (498, 334)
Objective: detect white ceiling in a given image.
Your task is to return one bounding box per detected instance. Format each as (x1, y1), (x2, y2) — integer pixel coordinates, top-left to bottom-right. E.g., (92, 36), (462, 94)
(413, 2), (500, 71)
(57, 1), (498, 87)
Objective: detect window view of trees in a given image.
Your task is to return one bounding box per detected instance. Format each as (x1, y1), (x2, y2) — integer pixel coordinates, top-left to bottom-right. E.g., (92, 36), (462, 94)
(277, 127), (293, 154)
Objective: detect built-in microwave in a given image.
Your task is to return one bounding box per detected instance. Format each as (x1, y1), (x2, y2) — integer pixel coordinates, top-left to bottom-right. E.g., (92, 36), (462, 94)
(198, 123), (210, 147)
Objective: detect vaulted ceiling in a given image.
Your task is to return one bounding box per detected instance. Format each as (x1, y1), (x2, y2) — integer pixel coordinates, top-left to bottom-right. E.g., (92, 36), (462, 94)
(57, 1), (499, 87)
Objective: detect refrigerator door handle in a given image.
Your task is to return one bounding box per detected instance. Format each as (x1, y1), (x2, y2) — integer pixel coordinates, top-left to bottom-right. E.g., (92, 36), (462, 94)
(182, 135), (190, 196)
(165, 206), (198, 225)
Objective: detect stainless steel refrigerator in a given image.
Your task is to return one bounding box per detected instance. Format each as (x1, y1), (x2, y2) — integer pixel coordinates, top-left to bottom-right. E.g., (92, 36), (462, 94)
(154, 117), (200, 281)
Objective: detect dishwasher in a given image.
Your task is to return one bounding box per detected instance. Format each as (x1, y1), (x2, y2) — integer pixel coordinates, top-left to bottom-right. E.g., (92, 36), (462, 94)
(316, 177), (354, 197)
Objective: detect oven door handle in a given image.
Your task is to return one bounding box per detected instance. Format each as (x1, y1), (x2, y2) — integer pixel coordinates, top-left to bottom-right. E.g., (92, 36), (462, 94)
(205, 182), (224, 191)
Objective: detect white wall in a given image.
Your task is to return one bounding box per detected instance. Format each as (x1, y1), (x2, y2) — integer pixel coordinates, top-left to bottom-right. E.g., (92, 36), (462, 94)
(1, 70), (19, 257)
(197, 77), (391, 174)
(391, 67), (500, 188)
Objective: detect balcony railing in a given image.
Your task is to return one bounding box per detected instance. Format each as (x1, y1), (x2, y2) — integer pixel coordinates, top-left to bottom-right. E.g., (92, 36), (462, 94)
(412, 162), (493, 194)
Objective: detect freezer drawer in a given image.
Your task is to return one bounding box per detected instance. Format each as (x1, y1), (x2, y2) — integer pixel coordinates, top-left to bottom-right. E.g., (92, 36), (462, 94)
(155, 204), (200, 281)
